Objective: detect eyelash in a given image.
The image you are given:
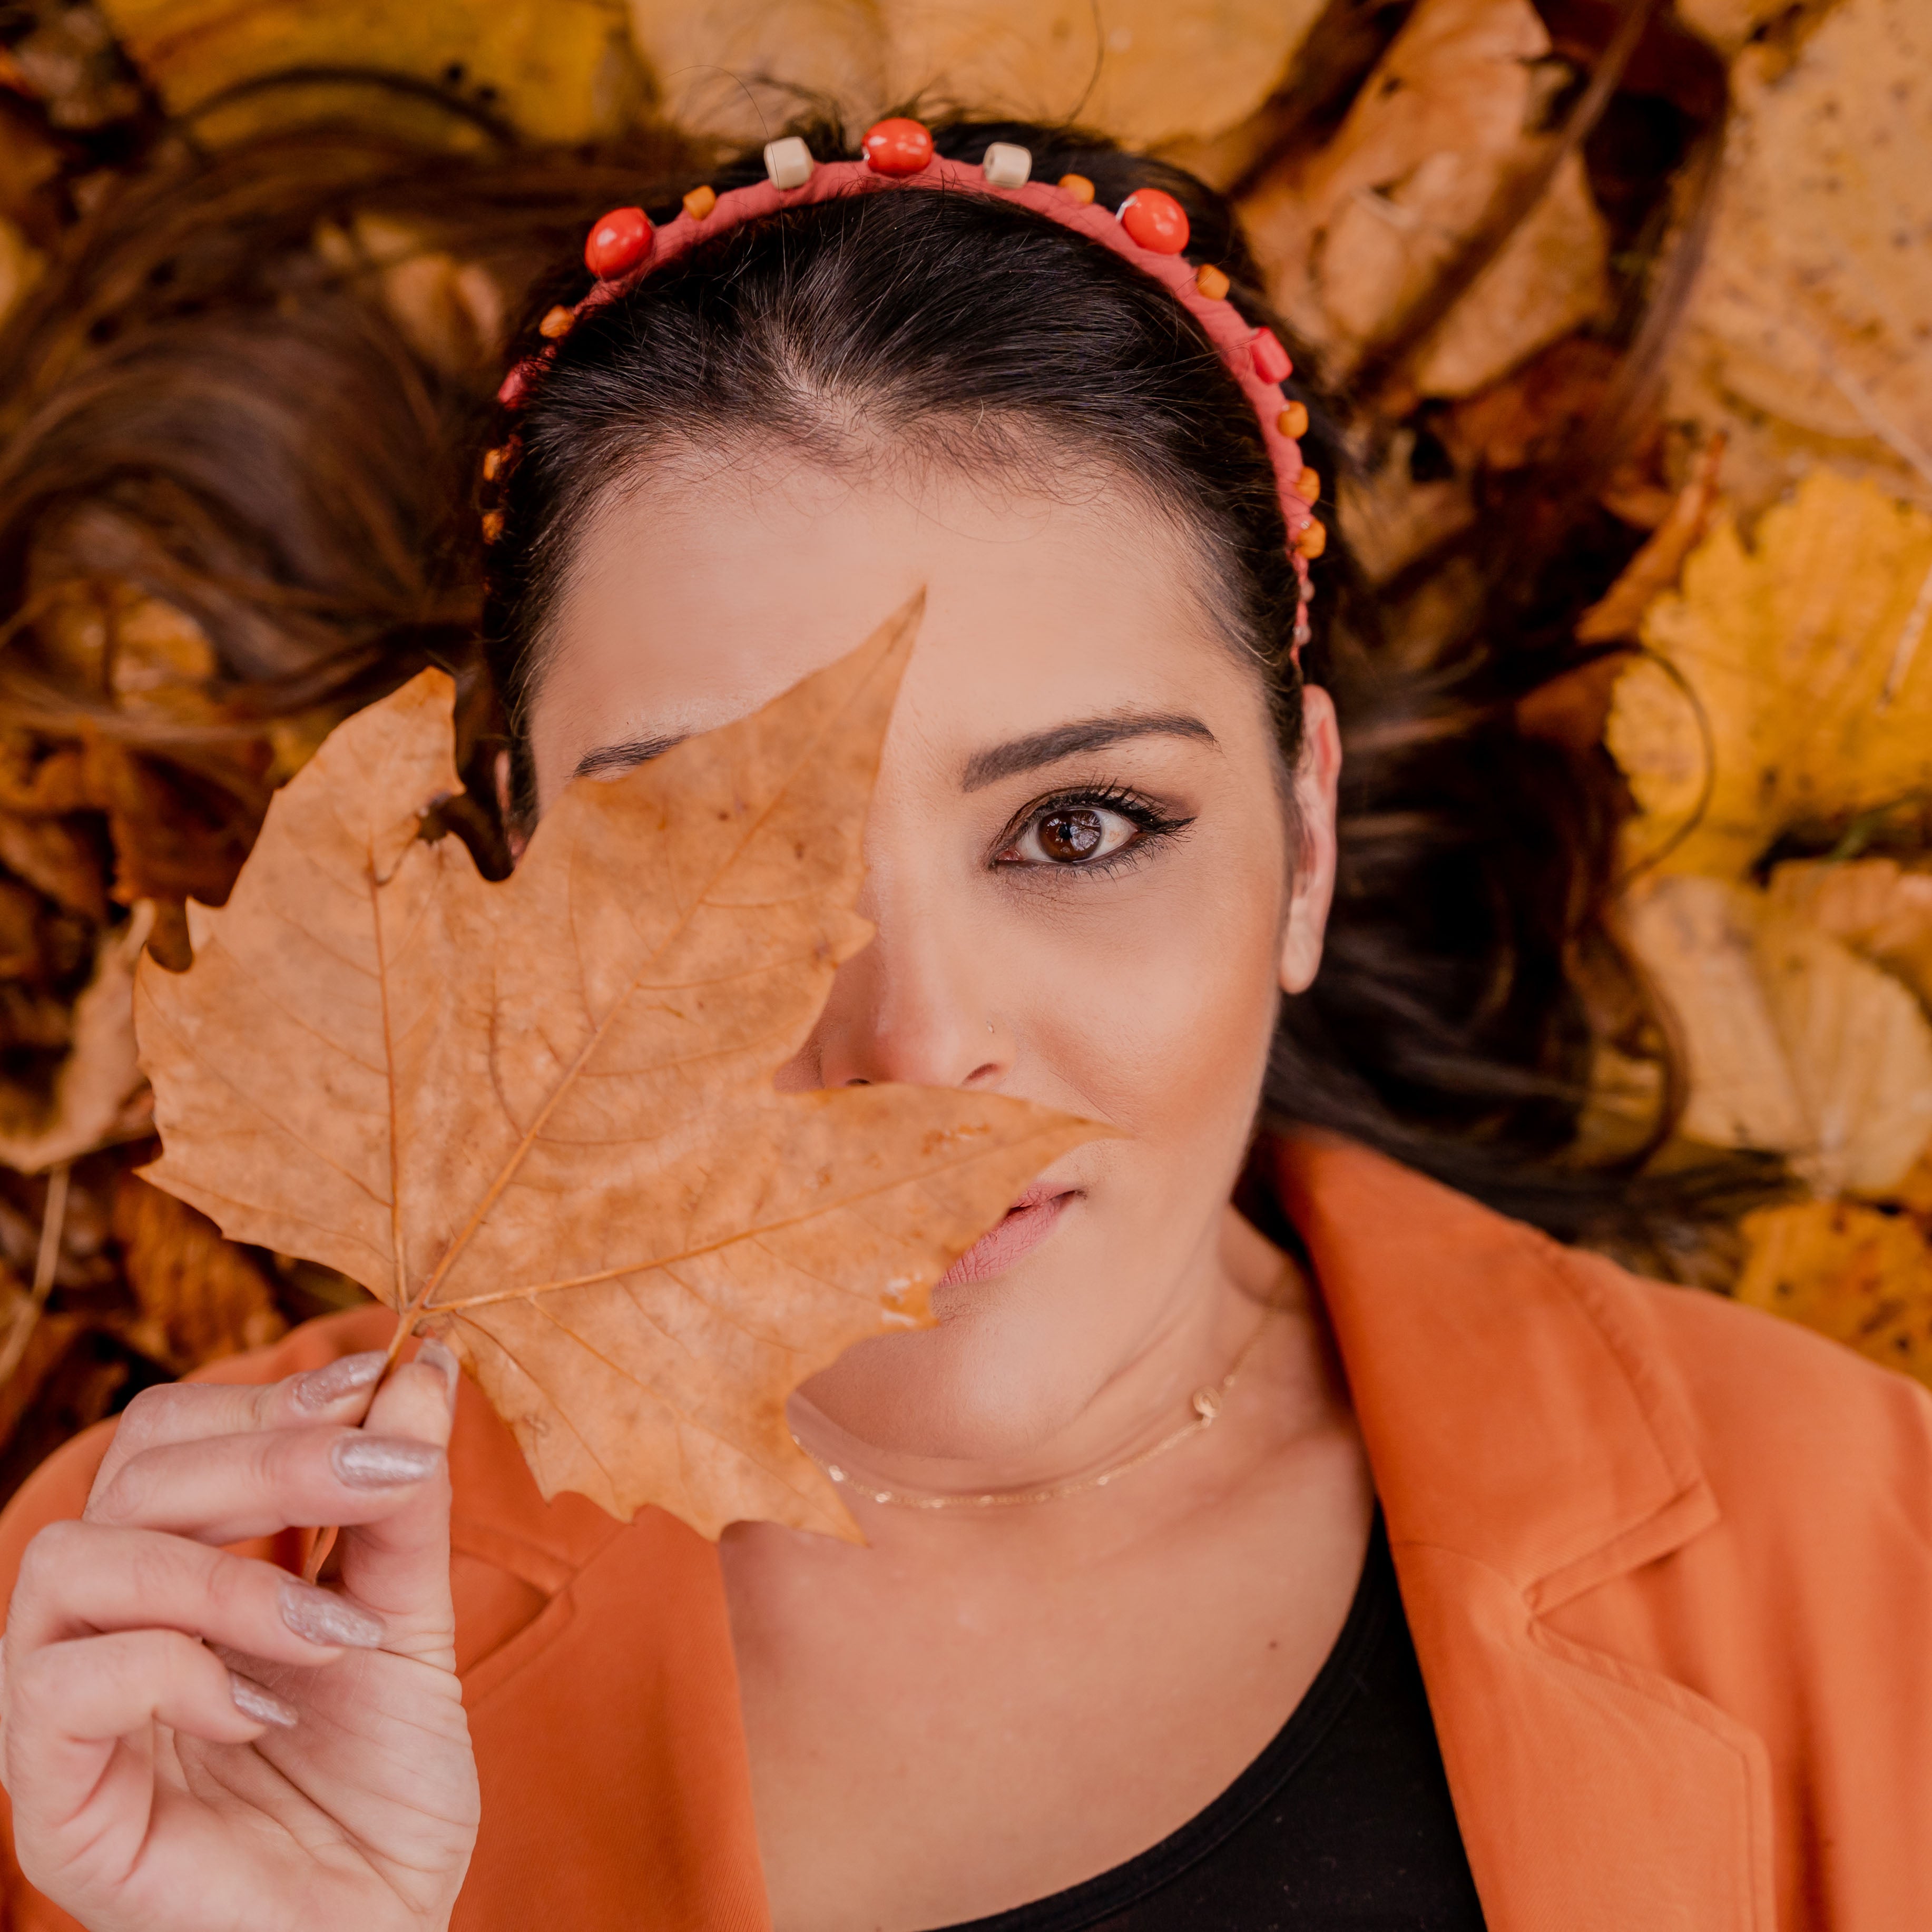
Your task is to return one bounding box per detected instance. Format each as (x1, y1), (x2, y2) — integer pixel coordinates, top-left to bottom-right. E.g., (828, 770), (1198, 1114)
(991, 782), (1195, 880)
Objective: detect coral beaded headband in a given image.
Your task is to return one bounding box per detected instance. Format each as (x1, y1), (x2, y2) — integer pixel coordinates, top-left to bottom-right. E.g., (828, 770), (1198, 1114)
(493, 119), (1323, 659)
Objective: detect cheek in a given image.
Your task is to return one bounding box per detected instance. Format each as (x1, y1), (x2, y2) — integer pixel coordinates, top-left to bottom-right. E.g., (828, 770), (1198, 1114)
(1003, 842), (1286, 1150)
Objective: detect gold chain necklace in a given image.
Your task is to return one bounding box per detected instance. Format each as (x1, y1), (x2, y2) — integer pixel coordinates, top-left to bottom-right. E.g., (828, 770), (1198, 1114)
(795, 1301), (1279, 1512)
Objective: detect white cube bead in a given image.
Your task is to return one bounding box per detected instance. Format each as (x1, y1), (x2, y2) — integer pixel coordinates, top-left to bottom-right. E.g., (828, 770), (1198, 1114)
(763, 137), (815, 190)
(982, 142), (1033, 189)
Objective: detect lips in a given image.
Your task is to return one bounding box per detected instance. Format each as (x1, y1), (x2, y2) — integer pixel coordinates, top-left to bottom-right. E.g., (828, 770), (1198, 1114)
(936, 1181), (1075, 1287)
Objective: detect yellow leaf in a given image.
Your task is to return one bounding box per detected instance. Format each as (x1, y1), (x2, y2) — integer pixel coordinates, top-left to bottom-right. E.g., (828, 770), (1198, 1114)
(626, 0), (1324, 150)
(1735, 1197), (1932, 1390)
(100, 0), (644, 146)
(1623, 874), (1932, 1195)
(134, 599), (1105, 1540)
(1606, 470), (1932, 880)
(1241, 0), (1609, 395)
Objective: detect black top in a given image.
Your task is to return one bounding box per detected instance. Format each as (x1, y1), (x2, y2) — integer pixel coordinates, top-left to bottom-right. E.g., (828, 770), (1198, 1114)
(931, 1515), (1488, 1931)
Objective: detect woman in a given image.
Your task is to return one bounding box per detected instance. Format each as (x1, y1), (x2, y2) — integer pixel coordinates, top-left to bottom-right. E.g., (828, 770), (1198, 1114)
(0, 119), (1926, 1932)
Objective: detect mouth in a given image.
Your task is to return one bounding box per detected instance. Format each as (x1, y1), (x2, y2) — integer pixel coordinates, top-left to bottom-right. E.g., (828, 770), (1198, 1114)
(936, 1181), (1077, 1288)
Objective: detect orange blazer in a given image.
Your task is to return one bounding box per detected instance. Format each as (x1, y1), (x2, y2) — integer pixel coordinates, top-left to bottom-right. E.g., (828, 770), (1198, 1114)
(1, 1139), (1928, 1931)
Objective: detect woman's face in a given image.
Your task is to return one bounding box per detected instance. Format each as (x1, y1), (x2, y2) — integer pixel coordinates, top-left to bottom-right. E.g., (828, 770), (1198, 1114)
(526, 449), (1340, 1465)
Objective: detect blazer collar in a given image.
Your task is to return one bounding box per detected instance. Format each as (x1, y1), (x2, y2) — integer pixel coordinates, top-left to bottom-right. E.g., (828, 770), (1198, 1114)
(1273, 1135), (1773, 1932)
(1270, 1133), (1719, 1603)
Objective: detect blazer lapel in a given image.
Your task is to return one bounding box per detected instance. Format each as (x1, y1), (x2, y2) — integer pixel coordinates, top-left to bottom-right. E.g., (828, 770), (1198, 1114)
(1273, 1136), (1777, 1932)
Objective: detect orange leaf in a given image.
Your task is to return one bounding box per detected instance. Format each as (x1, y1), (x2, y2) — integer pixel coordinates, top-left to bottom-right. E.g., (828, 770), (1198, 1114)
(134, 596), (1106, 1539)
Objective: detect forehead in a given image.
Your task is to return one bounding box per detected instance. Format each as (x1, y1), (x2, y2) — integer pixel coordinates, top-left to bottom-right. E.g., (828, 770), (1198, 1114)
(526, 452), (1267, 805)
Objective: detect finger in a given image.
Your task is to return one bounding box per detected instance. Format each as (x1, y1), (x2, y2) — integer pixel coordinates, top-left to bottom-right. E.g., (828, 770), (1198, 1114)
(337, 1341), (459, 1644)
(88, 1351), (390, 1499)
(5, 1629), (292, 1840)
(7, 1521), (385, 1665)
(86, 1424), (442, 1546)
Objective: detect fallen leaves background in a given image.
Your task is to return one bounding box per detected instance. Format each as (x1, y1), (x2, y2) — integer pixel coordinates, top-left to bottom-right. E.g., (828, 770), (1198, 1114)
(0, 0), (1927, 1494)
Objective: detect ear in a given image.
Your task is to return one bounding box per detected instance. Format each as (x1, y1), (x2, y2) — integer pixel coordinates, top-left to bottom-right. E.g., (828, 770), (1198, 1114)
(1279, 685), (1341, 996)
(494, 749), (529, 864)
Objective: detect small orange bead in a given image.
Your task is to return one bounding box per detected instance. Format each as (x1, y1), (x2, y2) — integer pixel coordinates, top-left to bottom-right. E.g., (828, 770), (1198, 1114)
(1278, 400), (1310, 439)
(1296, 467), (1321, 503)
(862, 117), (935, 176)
(1117, 187), (1190, 254)
(481, 445), (504, 481)
(538, 304), (575, 340)
(584, 206), (652, 279)
(482, 509), (505, 543)
(1058, 173), (1096, 205)
(1295, 518), (1328, 560)
(682, 184), (717, 221)
(1194, 263), (1230, 301)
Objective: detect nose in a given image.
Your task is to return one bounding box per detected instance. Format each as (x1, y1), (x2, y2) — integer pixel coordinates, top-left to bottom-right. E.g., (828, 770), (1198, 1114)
(792, 876), (1007, 1092)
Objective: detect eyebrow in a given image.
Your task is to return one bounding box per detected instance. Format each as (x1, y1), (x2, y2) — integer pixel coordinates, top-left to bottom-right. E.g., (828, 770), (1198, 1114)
(960, 712), (1219, 792)
(574, 732), (689, 780)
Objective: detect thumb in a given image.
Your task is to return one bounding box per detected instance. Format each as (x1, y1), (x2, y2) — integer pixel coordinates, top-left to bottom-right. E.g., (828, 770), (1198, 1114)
(333, 1339), (459, 1663)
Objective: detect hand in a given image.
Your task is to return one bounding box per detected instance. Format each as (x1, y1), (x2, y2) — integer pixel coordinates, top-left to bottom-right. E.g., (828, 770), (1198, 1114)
(0, 1345), (479, 1932)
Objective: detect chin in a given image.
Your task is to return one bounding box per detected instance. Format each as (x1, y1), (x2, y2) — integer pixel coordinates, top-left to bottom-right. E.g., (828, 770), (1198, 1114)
(798, 1264), (1096, 1464)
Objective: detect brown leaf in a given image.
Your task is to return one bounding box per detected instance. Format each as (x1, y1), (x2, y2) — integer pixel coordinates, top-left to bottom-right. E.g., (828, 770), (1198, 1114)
(1766, 858), (1932, 1014)
(111, 1173), (284, 1370)
(1735, 1198), (1932, 1390)
(1574, 436), (1727, 645)
(1623, 874), (1932, 1197)
(1241, 0), (1610, 396)
(1671, 0), (1932, 515)
(0, 811), (106, 923)
(135, 597), (1106, 1539)
(0, 904), (154, 1174)
(0, 737), (91, 816)
(79, 739), (264, 909)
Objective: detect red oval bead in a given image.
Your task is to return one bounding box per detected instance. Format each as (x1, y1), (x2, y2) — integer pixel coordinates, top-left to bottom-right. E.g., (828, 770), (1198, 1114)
(862, 118), (935, 176)
(1249, 327), (1292, 385)
(1117, 188), (1190, 255)
(584, 206), (653, 280)
(496, 361), (532, 409)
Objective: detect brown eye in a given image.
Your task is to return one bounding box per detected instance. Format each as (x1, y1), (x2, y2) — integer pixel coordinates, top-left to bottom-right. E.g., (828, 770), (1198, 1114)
(1039, 809), (1103, 860)
(1004, 803), (1142, 867)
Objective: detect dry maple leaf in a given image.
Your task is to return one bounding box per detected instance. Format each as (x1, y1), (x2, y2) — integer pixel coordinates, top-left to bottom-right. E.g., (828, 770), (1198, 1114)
(134, 597), (1105, 1539)
(1607, 470), (1932, 881)
(1735, 1197), (1932, 1391)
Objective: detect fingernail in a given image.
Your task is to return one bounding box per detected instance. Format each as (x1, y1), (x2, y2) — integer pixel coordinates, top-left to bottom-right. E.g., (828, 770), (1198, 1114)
(415, 1337), (460, 1400)
(278, 1578), (385, 1649)
(293, 1351), (387, 1410)
(330, 1435), (442, 1488)
(230, 1672), (298, 1729)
